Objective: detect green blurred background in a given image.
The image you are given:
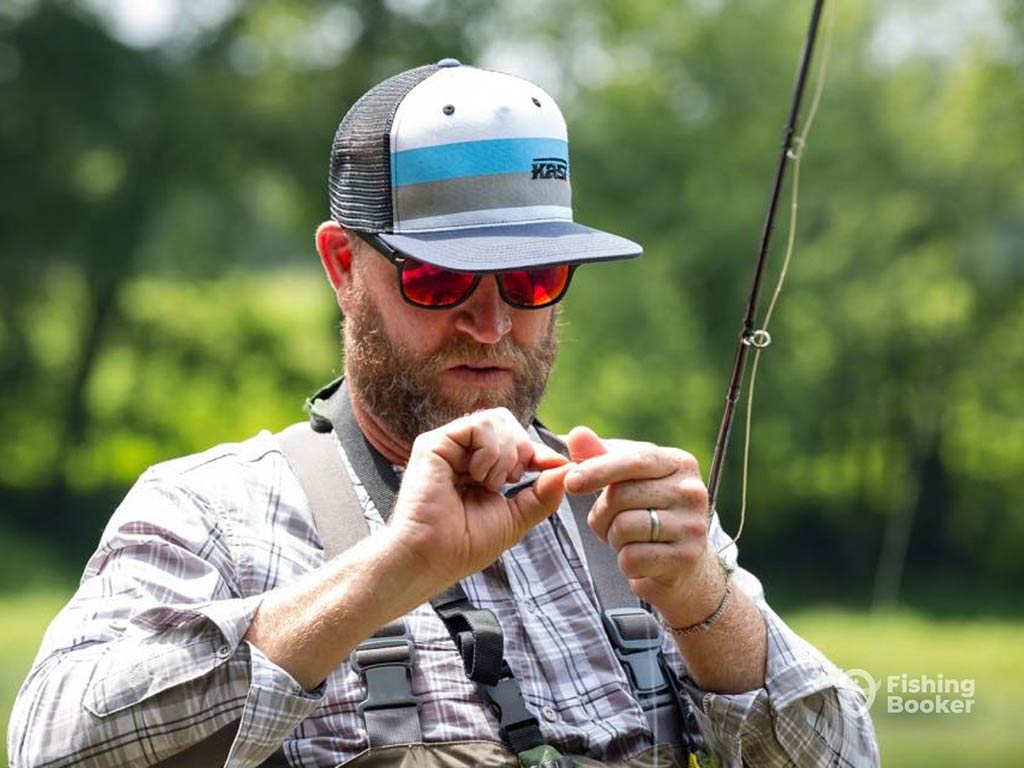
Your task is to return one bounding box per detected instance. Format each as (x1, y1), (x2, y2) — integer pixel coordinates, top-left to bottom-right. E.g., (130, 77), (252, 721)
(2, 0), (1023, 764)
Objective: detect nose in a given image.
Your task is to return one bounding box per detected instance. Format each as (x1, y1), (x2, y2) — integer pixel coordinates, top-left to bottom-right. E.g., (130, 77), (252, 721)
(453, 275), (512, 343)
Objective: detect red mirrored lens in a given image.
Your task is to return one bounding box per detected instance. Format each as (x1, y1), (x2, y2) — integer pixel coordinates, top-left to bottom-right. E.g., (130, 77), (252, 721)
(500, 265), (571, 307)
(401, 259), (477, 307)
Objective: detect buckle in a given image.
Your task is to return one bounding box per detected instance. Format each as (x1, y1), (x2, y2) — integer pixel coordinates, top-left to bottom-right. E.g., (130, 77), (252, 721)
(351, 623), (421, 715)
(481, 674), (538, 734)
(602, 608), (675, 709)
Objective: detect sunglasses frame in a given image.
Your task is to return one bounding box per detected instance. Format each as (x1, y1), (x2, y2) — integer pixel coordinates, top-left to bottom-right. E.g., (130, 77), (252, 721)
(358, 232), (577, 311)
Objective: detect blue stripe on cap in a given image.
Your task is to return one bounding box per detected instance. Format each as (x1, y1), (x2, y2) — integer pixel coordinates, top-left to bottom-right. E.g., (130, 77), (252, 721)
(392, 137), (568, 187)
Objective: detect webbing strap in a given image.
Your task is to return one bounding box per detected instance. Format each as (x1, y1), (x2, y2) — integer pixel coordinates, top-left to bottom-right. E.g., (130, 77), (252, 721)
(534, 426), (637, 612)
(307, 379), (546, 753)
(310, 381), (510, 684)
(277, 422), (367, 559)
(535, 427), (692, 751)
(309, 377), (400, 525)
(277, 413), (424, 750)
(432, 585), (506, 685)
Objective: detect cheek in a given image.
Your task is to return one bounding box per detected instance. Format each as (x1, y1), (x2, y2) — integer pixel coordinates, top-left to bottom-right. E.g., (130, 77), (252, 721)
(512, 307), (556, 346)
(381, 300), (454, 354)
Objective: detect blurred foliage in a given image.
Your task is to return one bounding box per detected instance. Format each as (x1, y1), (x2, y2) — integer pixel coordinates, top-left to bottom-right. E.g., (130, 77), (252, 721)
(1, 0), (1022, 610)
(787, 608), (1024, 765)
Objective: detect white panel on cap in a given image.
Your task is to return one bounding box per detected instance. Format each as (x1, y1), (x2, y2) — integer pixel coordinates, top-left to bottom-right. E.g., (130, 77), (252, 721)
(390, 67), (568, 154)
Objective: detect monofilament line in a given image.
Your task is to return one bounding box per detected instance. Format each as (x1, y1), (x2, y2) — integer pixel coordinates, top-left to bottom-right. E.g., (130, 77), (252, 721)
(726, 0), (836, 549)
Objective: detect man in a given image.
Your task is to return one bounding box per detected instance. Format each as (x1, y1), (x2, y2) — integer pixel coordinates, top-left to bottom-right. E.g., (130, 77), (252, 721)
(9, 60), (878, 767)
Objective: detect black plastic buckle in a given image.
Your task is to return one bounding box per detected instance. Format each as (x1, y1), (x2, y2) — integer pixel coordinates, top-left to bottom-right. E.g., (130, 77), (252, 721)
(602, 608), (675, 710)
(479, 660), (544, 751)
(350, 623), (421, 715)
(482, 673), (538, 734)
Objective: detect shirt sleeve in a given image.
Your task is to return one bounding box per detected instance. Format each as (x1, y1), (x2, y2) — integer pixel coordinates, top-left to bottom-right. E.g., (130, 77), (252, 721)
(673, 516), (880, 767)
(6, 468), (323, 768)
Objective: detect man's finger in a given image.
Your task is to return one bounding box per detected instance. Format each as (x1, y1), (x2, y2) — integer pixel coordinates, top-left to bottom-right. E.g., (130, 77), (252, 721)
(510, 463), (573, 529)
(529, 442), (571, 470)
(566, 426), (607, 463)
(566, 447), (699, 494)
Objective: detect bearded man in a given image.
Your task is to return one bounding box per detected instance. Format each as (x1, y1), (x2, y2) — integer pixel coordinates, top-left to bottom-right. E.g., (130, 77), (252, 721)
(9, 60), (879, 768)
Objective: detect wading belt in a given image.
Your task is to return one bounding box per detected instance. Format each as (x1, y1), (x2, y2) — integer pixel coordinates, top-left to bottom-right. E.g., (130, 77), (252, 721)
(279, 378), (706, 765)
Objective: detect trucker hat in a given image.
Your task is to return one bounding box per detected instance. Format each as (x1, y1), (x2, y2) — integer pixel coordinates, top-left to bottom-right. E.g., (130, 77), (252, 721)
(328, 58), (642, 272)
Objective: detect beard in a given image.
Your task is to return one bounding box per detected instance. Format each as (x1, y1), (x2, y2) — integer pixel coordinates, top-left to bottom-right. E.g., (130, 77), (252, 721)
(342, 277), (560, 445)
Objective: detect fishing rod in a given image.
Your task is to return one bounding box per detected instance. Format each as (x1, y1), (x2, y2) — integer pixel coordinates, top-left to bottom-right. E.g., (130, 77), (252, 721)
(706, 0), (829, 513)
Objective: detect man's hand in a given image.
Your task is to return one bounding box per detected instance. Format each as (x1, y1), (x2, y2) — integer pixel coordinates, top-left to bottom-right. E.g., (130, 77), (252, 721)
(387, 408), (574, 593)
(564, 426), (725, 627)
(564, 427), (767, 692)
(247, 409), (571, 691)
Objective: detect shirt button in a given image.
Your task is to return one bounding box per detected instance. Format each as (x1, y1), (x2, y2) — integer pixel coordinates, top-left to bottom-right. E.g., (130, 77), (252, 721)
(523, 599), (536, 614)
(541, 706), (558, 722)
(216, 644), (232, 659)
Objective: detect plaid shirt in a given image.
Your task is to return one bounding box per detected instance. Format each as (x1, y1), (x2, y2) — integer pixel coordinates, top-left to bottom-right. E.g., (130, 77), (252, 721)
(8, 428), (878, 768)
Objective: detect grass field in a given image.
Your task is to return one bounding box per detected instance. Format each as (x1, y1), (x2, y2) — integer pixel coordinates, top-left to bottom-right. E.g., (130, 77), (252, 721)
(2, 592), (1022, 766)
(787, 609), (1024, 766)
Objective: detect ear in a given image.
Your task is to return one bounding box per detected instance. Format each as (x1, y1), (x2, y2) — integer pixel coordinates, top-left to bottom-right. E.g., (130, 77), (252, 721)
(315, 221), (353, 296)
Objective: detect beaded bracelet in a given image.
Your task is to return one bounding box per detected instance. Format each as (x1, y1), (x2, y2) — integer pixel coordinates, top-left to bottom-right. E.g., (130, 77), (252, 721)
(660, 576), (733, 637)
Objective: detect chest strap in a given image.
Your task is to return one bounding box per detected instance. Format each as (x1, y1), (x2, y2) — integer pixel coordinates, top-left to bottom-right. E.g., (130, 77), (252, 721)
(278, 420), (425, 749)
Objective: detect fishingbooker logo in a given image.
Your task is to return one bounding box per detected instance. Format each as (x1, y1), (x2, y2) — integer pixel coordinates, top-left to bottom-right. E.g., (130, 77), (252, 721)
(531, 157), (568, 180)
(839, 669), (977, 716)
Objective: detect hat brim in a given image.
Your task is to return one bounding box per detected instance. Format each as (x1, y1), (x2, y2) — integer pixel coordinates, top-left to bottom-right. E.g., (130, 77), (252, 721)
(378, 220), (642, 273)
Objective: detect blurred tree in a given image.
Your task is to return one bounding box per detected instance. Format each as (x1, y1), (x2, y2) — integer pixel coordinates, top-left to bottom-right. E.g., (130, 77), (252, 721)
(0, 0), (1021, 610)
(0, 0), (493, 558)
(499, 0), (1024, 606)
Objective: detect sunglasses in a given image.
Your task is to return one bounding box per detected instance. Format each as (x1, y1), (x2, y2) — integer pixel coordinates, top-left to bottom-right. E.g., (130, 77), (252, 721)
(359, 233), (576, 310)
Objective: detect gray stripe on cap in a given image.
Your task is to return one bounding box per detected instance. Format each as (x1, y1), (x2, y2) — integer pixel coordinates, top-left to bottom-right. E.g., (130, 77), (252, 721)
(395, 206), (572, 233)
(394, 172), (572, 228)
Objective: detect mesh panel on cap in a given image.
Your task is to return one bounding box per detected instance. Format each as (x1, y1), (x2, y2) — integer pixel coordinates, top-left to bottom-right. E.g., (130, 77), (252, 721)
(329, 64), (439, 231)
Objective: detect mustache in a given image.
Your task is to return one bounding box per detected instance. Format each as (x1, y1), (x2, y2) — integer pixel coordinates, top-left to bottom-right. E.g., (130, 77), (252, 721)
(424, 335), (534, 372)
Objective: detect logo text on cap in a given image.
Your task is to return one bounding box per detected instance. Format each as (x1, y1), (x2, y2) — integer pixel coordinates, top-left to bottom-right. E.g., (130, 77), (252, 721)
(531, 157), (568, 181)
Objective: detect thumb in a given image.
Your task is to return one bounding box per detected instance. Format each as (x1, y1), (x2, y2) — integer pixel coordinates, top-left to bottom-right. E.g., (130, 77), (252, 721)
(566, 426), (608, 463)
(510, 463), (573, 530)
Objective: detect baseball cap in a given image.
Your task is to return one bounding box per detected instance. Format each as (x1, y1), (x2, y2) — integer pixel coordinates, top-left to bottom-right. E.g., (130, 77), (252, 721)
(328, 58), (642, 272)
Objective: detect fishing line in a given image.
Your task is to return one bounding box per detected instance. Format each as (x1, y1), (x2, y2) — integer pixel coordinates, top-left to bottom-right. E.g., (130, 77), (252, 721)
(727, 0), (836, 549)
